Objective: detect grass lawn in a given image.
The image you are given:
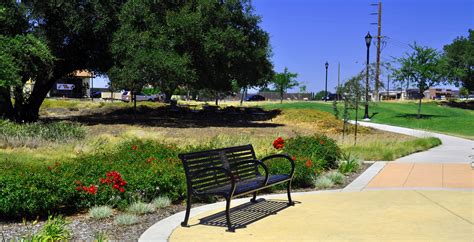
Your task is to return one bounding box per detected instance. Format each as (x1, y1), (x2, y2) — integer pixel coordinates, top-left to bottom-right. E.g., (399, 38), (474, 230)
(264, 101), (474, 139)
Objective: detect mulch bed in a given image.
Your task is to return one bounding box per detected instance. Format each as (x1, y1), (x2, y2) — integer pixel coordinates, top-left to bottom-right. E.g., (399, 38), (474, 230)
(0, 164), (370, 240)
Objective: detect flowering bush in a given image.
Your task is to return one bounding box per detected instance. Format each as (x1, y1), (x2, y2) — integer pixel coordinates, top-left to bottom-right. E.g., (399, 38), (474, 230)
(265, 134), (341, 188)
(0, 139), (185, 219)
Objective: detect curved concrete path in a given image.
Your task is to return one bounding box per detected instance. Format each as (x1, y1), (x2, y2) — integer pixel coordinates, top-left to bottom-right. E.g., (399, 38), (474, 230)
(355, 121), (474, 163)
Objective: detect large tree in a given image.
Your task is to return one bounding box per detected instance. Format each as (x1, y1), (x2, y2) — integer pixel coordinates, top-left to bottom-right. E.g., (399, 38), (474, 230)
(109, 0), (273, 104)
(0, 0), (123, 122)
(393, 43), (445, 118)
(272, 67), (298, 103)
(442, 29), (474, 92)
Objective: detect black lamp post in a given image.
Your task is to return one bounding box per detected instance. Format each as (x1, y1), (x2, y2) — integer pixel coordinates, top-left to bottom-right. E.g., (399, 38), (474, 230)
(363, 32), (372, 120)
(325, 62), (328, 102)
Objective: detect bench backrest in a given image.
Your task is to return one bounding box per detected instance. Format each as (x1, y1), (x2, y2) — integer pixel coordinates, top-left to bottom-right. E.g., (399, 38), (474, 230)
(179, 144), (258, 193)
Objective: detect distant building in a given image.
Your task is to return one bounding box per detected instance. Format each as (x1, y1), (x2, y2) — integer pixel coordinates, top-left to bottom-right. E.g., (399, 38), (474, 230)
(423, 88), (457, 100)
(48, 70), (93, 98)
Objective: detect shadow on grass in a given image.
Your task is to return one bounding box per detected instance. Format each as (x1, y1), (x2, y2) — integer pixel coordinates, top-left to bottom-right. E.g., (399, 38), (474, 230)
(41, 105), (284, 128)
(195, 198), (298, 231)
(394, 113), (448, 119)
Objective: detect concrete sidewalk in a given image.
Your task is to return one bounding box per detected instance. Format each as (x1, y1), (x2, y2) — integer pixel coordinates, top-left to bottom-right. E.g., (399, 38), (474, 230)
(355, 121), (474, 163)
(167, 191), (473, 242)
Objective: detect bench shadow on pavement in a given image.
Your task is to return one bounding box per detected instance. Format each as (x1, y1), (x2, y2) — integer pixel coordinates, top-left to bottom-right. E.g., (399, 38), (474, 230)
(195, 198), (299, 231)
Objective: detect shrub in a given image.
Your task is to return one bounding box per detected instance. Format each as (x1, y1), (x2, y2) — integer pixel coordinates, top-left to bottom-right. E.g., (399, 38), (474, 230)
(0, 120), (85, 148)
(115, 214), (139, 226)
(153, 196), (172, 209)
(265, 134), (341, 187)
(338, 153), (361, 174)
(326, 171), (345, 185)
(33, 215), (71, 241)
(313, 176), (334, 189)
(89, 206), (113, 220)
(0, 139), (186, 219)
(127, 202), (155, 215)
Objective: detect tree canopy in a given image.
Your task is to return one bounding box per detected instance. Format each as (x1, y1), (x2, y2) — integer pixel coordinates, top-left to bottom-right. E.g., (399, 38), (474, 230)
(109, 0), (273, 102)
(393, 43), (445, 118)
(442, 29), (474, 92)
(272, 67), (298, 103)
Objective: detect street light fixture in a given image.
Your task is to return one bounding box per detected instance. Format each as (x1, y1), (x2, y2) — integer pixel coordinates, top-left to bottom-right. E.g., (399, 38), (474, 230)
(325, 61), (329, 102)
(363, 32), (372, 120)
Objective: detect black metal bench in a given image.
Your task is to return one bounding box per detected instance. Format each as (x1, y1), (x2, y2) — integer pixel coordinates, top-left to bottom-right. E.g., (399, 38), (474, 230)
(179, 144), (295, 232)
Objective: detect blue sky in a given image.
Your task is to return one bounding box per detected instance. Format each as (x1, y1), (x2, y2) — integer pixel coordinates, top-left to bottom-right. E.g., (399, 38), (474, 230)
(95, 0), (473, 92)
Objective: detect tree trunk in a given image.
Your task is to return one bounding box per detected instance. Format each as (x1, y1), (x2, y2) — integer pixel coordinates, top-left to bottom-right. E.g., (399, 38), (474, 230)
(280, 90), (283, 103)
(0, 87), (14, 120)
(240, 88), (245, 106)
(417, 96), (422, 119)
(215, 95), (218, 106)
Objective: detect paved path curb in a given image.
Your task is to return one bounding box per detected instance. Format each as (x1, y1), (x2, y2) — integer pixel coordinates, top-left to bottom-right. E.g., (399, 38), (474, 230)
(353, 121), (473, 163)
(342, 161), (386, 192)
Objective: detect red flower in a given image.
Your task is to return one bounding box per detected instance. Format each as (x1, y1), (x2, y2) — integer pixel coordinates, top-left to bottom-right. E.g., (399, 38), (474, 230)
(75, 186), (82, 191)
(113, 184), (119, 189)
(88, 185), (97, 195)
(131, 145), (138, 150)
(119, 187), (125, 193)
(319, 140), (325, 145)
(273, 137), (285, 150)
(305, 160), (312, 168)
(292, 155), (296, 161)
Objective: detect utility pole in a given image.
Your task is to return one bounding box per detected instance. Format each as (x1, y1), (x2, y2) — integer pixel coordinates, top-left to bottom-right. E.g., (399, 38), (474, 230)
(371, 2), (382, 101)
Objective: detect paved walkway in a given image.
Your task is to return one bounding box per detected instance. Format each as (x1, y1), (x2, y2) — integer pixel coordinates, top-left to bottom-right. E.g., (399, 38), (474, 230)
(166, 191), (473, 242)
(367, 163), (474, 189)
(355, 121), (474, 163)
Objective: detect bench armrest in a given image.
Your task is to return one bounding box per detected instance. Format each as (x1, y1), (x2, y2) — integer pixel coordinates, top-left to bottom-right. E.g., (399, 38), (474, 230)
(231, 159), (269, 185)
(190, 167), (236, 195)
(261, 154), (295, 178)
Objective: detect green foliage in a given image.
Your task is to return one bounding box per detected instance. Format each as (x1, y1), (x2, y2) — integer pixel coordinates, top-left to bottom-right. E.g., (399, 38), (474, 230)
(110, 0), (273, 101)
(34, 215), (71, 241)
(89, 206), (113, 220)
(338, 153), (361, 174)
(314, 91), (326, 100)
(285, 134), (341, 170)
(115, 214), (139, 226)
(313, 176), (334, 189)
(0, 120), (86, 148)
(94, 231), (109, 242)
(127, 202), (155, 215)
(393, 43), (446, 118)
(326, 171), (345, 185)
(153, 196), (172, 209)
(442, 29), (474, 91)
(265, 135), (341, 187)
(0, 139), (185, 219)
(272, 67), (299, 103)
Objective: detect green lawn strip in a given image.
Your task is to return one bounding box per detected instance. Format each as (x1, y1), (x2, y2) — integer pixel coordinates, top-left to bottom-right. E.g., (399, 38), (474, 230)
(341, 137), (441, 161)
(262, 101), (474, 139)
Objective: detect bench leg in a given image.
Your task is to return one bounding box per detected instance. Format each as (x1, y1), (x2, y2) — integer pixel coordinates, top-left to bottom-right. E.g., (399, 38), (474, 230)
(225, 197), (235, 232)
(287, 180), (295, 206)
(181, 194), (192, 227)
(250, 192), (258, 203)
